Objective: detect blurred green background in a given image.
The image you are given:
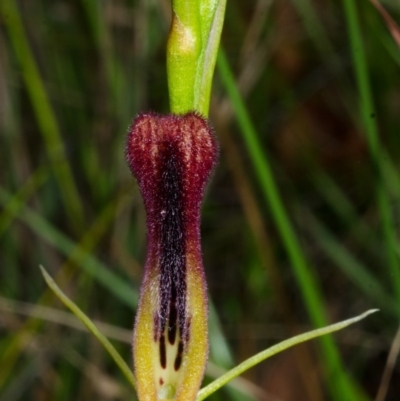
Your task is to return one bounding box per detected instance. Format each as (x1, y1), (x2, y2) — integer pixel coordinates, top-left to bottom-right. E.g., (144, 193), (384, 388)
(1, 0), (400, 400)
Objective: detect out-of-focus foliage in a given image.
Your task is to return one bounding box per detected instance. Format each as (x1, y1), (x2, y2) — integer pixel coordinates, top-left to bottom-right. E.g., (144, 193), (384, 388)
(0, 1), (399, 400)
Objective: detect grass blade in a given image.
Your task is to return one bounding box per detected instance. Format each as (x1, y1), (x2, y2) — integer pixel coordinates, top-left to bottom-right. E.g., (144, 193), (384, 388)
(197, 309), (378, 401)
(39, 265), (136, 391)
(342, 0), (400, 302)
(0, 186), (137, 308)
(217, 47), (369, 401)
(0, 0), (85, 230)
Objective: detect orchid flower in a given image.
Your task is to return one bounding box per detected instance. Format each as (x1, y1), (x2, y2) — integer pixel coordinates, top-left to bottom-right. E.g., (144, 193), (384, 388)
(126, 112), (218, 401)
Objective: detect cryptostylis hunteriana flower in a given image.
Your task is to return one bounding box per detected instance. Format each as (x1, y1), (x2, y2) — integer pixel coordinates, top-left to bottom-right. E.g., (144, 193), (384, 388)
(126, 112), (218, 401)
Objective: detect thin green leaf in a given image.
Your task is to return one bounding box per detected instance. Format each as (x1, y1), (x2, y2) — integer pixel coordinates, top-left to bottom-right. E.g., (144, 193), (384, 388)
(342, 0), (400, 302)
(197, 309), (379, 401)
(39, 265), (136, 391)
(195, 0), (227, 115)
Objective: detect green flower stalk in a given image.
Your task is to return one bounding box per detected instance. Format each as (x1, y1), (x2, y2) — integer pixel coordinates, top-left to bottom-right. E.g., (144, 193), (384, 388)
(126, 113), (218, 401)
(167, 0), (227, 116)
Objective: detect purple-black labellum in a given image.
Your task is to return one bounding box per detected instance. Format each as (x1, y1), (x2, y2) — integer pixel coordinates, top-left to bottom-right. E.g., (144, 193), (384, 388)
(126, 112), (218, 401)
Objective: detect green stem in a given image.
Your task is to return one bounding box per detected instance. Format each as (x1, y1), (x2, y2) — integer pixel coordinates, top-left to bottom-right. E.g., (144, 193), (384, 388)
(167, 0), (226, 116)
(167, 0), (201, 113)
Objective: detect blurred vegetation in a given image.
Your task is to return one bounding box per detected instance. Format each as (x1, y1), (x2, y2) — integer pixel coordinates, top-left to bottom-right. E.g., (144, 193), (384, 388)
(1, 0), (400, 400)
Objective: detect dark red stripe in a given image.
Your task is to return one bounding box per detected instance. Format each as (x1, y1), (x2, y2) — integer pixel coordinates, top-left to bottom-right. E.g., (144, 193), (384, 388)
(158, 141), (186, 339)
(160, 335), (167, 369)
